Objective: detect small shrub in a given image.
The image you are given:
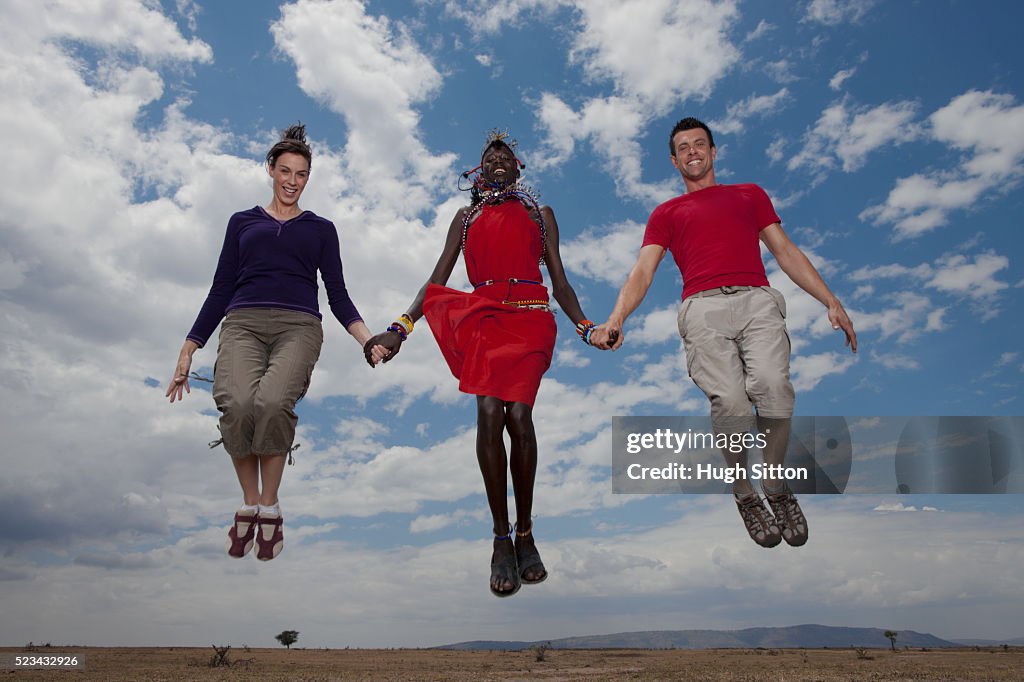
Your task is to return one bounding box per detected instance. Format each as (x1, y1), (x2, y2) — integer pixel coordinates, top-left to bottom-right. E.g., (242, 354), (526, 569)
(209, 645), (231, 668)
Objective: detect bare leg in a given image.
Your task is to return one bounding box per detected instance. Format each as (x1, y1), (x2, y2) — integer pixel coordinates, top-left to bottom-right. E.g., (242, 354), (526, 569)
(231, 455), (261, 506)
(506, 401), (547, 583)
(476, 396), (515, 594)
(505, 402), (537, 529)
(257, 454), (287, 506)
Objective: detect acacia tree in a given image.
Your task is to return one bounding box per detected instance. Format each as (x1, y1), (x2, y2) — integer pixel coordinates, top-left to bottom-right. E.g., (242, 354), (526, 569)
(276, 630), (299, 649)
(884, 630), (898, 652)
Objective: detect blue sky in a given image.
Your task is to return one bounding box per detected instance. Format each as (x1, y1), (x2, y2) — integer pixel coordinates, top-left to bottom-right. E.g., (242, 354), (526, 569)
(1, 0), (1022, 649)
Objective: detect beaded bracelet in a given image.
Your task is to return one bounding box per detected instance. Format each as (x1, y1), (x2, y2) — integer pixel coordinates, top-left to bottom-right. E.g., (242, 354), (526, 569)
(386, 324), (407, 341)
(576, 319), (596, 345)
(397, 314), (414, 334)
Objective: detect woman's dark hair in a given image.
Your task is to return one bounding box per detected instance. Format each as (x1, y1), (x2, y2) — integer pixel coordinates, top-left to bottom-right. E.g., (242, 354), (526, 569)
(266, 123), (312, 169)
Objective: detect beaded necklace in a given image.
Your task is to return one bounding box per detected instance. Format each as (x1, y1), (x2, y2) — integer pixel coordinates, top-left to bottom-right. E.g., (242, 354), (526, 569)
(460, 182), (547, 265)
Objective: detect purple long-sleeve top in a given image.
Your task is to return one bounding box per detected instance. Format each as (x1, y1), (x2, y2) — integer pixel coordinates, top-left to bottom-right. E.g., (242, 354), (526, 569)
(186, 207), (362, 347)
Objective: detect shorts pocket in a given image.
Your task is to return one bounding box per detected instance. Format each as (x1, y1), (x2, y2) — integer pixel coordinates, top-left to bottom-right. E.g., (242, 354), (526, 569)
(761, 286), (787, 319)
(677, 297), (696, 338)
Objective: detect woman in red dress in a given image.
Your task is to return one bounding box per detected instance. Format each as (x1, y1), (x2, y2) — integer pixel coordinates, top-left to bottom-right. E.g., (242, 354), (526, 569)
(365, 131), (596, 597)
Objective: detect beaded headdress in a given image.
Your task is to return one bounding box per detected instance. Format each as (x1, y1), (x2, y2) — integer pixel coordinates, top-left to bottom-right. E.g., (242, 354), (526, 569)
(480, 128), (519, 158)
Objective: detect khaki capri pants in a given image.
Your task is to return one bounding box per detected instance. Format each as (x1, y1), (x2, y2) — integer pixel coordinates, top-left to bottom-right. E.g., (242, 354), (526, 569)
(213, 308), (323, 458)
(677, 286), (795, 436)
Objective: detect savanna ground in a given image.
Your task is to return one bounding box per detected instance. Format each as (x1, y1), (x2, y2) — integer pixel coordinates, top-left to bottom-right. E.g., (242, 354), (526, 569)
(3, 645), (1022, 681)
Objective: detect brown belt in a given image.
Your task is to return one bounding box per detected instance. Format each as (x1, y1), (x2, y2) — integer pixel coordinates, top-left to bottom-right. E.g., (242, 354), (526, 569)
(690, 285), (755, 298)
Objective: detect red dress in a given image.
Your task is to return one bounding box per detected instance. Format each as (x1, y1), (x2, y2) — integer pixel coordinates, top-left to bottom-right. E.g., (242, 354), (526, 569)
(423, 200), (557, 407)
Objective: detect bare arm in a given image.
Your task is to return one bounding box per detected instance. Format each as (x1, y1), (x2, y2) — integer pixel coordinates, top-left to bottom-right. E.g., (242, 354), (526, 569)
(364, 208), (466, 366)
(404, 207), (466, 322)
(760, 223), (857, 353)
(540, 206), (587, 325)
(166, 339), (201, 402)
(591, 244), (666, 350)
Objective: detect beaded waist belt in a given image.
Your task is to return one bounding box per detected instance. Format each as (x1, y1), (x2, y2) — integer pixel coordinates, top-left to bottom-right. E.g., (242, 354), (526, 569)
(473, 278), (551, 311)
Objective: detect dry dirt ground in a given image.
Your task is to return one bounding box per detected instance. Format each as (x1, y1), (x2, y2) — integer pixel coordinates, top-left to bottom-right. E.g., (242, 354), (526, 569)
(3, 646), (1022, 681)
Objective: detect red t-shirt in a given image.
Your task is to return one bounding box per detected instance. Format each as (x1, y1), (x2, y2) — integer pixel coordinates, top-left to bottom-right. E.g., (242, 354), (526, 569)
(642, 183), (780, 300)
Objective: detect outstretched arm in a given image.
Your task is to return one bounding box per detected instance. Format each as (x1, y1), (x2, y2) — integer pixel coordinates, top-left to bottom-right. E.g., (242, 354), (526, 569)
(591, 244), (666, 350)
(364, 208), (466, 366)
(541, 207), (588, 327)
(760, 223), (857, 353)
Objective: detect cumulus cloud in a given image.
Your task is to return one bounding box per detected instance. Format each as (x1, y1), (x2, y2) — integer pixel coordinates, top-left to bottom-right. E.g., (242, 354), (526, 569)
(534, 94), (677, 201)
(270, 0), (455, 214)
(788, 98), (921, 178)
(528, 0), (741, 201)
(561, 220), (648, 286)
(861, 90), (1024, 238)
(791, 351), (857, 391)
(850, 250), (1010, 318)
(711, 88), (790, 135)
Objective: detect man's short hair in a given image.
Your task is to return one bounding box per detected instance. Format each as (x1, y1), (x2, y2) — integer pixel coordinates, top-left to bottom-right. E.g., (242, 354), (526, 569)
(669, 117), (715, 156)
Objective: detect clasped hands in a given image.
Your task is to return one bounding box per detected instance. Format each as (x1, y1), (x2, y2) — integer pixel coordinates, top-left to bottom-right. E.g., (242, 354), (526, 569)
(587, 323), (622, 350)
(363, 330), (403, 367)
(363, 321), (623, 369)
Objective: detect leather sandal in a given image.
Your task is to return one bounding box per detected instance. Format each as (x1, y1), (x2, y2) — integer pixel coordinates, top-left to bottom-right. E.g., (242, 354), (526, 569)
(515, 522), (548, 585)
(490, 526), (521, 598)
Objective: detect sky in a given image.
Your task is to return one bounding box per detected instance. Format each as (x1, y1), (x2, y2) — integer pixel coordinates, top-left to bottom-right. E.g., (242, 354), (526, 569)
(1, 0), (1023, 649)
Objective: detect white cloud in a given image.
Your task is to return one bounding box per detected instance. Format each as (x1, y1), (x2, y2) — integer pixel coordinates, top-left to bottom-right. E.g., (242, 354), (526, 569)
(409, 507), (484, 533)
(790, 351), (857, 392)
(829, 67), (856, 91)
(568, 0), (740, 111)
(763, 59), (799, 84)
(270, 0), (455, 214)
(804, 0), (876, 26)
(443, 0), (561, 35)
(861, 90), (1024, 238)
(873, 502), (938, 513)
(744, 19), (774, 42)
(561, 220), (647, 286)
(788, 99), (921, 177)
(848, 251), (1009, 325)
(996, 352), (1020, 367)
(711, 88), (790, 135)
(533, 0), (741, 201)
(626, 305), (680, 346)
(869, 350), (920, 371)
(3, 0), (212, 62)
(534, 95), (677, 201)
(926, 252), (1009, 300)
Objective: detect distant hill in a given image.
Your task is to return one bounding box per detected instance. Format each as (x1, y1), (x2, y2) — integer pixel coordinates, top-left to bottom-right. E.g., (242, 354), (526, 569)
(438, 624), (958, 651)
(953, 637), (1024, 646)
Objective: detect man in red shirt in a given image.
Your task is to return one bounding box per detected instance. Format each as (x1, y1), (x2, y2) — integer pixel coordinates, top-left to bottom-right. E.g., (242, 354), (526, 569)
(592, 117), (857, 548)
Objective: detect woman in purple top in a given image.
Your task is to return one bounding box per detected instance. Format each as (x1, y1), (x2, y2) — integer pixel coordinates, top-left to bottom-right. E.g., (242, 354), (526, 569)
(166, 124), (376, 561)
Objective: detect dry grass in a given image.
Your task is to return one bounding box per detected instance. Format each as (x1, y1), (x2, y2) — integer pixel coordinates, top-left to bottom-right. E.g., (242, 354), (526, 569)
(3, 645), (1022, 681)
